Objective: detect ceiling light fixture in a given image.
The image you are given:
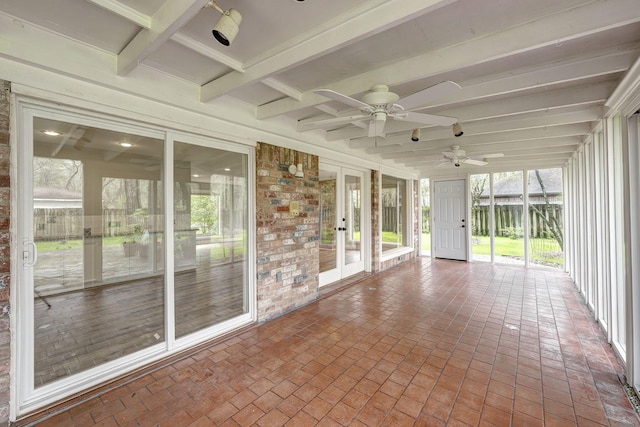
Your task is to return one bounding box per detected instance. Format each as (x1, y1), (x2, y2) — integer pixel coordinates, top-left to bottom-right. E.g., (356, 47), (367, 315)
(452, 122), (463, 137)
(208, 1), (242, 46)
(120, 142), (132, 148)
(410, 128), (420, 142)
(43, 130), (61, 136)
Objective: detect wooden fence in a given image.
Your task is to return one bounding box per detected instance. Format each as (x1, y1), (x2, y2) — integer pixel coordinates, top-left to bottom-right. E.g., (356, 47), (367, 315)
(422, 204), (562, 238)
(34, 208), (146, 241)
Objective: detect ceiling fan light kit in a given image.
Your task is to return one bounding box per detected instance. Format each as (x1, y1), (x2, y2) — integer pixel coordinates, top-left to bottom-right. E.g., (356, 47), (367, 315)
(209, 1), (242, 46)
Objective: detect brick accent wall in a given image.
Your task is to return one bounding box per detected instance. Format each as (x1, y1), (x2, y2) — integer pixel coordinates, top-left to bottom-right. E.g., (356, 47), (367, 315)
(0, 80), (10, 426)
(255, 142), (319, 321)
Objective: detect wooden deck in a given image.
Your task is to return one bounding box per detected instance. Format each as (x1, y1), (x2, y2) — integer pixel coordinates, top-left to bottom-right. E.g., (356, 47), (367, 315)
(34, 248), (247, 386)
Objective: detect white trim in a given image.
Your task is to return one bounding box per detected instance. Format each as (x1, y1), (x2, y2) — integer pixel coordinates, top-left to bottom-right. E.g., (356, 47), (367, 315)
(625, 114), (640, 391)
(523, 169), (529, 268)
(380, 246), (414, 262)
(165, 132), (176, 350)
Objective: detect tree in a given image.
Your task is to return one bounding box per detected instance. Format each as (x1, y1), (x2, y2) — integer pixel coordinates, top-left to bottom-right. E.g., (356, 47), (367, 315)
(470, 175), (488, 236)
(190, 194), (219, 235)
(530, 169), (563, 249)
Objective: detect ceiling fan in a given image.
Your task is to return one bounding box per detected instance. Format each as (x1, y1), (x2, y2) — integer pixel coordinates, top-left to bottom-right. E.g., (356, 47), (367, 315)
(303, 81), (461, 137)
(437, 145), (504, 168)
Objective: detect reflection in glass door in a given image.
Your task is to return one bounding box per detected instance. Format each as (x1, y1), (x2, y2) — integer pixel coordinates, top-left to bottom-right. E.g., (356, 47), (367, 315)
(319, 169), (337, 275)
(319, 164), (365, 286)
(173, 141), (249, 338)
(343, 173), (363, 276)
(28, 117), (165, 387)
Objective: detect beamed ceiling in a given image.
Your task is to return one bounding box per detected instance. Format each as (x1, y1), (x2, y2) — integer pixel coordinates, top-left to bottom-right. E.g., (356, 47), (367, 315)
(2, 0), (640, 177)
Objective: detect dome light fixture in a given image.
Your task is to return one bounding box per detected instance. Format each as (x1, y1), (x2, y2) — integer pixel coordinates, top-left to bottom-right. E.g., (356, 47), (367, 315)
(208, 1), (242, 46)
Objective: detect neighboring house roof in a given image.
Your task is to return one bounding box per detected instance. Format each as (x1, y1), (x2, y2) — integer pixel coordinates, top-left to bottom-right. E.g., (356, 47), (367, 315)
(481, 169), (562, 197)
(34, 187), (82, 209)
(34, 187), (82, 200)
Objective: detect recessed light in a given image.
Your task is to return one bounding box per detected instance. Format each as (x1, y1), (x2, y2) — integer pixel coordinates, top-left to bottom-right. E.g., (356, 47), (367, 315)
(224, 168), (231, 171)
(43, 130), (61, 136)
(120, 142), (132, 148)
(193, 174), (199, 178)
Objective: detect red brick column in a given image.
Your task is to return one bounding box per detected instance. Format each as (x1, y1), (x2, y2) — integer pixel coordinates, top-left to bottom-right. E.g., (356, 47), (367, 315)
(370, 170), (381, 273)
(255, 143), (319, 321)
(0, 80), (11, 425)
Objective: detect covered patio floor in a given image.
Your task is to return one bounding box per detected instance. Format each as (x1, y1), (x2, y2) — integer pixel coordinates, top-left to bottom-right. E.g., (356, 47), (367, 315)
(23, 257), (640, 426)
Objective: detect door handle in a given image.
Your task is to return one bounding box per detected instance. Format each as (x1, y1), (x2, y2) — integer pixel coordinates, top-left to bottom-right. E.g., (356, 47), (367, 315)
(23, 240), (38, 268)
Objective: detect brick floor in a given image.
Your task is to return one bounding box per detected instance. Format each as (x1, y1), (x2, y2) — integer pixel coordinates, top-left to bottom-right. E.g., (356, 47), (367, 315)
(25, 258), (640, 426)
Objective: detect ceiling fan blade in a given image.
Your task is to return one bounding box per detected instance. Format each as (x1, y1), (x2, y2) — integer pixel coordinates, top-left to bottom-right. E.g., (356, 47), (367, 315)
(435, 161), (451, 168)
(301, 114), (369, 128)
(474, 153), (504, 159)
(462, 158), (488, 166)
(396, 81), (461, 110)
(441, 151), (455, 158)
(314, 89), (373, 111)
(400, 111), (458, 127)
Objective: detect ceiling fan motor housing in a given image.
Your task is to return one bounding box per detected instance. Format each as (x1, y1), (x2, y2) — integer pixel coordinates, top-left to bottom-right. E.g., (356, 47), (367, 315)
(361, 84), (400, 107)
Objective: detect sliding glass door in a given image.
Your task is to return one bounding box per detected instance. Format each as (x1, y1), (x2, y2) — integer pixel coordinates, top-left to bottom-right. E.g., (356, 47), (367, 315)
(17, 105), (253, 414)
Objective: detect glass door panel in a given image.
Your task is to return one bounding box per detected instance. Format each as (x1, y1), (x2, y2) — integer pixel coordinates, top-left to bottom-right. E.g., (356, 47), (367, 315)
(319, 164), (365, 285)
(31, 117), (165, 387)
(344, 173), (361, 267)
(174, 142), (249, 338)
(319, 169), (337, 274)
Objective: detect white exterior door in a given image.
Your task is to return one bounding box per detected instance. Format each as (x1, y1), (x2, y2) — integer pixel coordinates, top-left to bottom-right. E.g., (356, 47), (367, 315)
(433, 179), (467, 261)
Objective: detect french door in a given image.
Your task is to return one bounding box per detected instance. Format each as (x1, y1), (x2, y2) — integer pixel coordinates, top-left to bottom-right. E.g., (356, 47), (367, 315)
(319, 164), (366, 286)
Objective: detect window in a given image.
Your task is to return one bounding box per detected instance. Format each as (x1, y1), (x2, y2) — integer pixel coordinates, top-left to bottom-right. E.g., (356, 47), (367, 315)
(470, 173), (490, 262)
(381, 174), (411, 253)
(420, 178), (430, 255)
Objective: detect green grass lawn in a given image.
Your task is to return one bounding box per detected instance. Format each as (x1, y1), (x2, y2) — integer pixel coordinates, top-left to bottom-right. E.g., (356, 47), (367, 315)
(422, 233), (563, 266)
